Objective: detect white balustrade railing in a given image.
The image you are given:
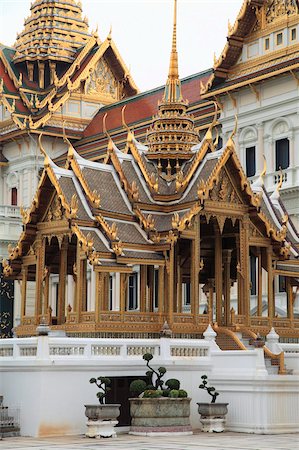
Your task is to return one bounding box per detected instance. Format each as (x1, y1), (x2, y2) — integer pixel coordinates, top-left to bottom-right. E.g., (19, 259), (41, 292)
(0, 205), (21, 218)
(279, 343), (299, 354)
(0, 336), (213, 362)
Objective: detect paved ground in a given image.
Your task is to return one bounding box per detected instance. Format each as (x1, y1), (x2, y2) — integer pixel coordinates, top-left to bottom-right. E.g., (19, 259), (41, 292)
(1, 432), (299, 450)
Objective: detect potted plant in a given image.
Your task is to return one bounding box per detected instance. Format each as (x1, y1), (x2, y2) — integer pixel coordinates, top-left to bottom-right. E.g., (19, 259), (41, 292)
(197, 375), (228, 433)
(129, 353), (192, 436)
(85, 376), (120, 438)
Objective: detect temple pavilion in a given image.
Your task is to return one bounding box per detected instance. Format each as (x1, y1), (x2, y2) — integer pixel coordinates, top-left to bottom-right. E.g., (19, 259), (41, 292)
(3, 0), (299, 340)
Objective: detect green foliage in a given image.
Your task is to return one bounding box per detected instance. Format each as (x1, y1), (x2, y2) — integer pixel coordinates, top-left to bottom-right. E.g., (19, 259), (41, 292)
(169, 389), (179, 398)
(143, 389), (163, 398)
(165, 378), (180, 390)
(143, 353), (153, 362)
(129, 380), (147, 397)
(198, 375), (219, 403)
(89, 376), (111, 405)
(178, 389), (188, 398)
(130, 353), (188, 398)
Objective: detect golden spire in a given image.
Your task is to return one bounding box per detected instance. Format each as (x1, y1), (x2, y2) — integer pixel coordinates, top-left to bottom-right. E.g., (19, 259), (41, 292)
(169, 0), (178, 79)
(163, 0), (182, 103)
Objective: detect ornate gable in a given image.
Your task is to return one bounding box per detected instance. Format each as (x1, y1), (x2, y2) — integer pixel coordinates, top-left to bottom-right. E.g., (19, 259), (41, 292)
(84, 57), (121, 102)
(209, 169), (243, 205)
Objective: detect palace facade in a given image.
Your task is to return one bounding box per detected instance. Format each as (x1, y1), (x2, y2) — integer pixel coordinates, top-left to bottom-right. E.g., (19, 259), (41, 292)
(1, 0), (299, 338)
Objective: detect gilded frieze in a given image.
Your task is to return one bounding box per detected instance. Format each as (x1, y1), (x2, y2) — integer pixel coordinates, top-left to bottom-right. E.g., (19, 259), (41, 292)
(254, 0), (298, 32)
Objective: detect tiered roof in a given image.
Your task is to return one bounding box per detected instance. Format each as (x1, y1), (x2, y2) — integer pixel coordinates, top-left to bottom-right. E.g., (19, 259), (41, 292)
(13, 0), (91, 64)
(0, 0), (138, 140)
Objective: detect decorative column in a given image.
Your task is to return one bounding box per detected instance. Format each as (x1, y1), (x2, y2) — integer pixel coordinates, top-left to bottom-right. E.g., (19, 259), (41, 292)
(120, 273), (128, 321)
(286, 277), (294, 322)
(167, 246), (175, 326)
(191, 217), (200, 323)
(177, 261), (182, 313)
(208, 279), (215, 324)
(215, 226), (223, 325)
(158, 265), (165, 317)
(21, 265), (28, 319)
(38, 61), (45, 89)
(57, 239), (68, 324)
(43, 267), (50, 316)
(223, 249), (233, 326)
(140, 266), (147, 313)
(95, 272), (103, 321)
(35, 236), (45, 324)
(148, 266), (154, 312)
(257, 248), (263, 316)
(240, 216), (250, 325)
(267, 246), (274, 322)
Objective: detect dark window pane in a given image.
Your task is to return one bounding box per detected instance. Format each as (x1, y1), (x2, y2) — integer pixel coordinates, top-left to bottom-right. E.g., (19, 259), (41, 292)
(246, 146), (256, 177)
(275, 138), (289, 171)
(154, 269), (159, 309)
(128, 273), (138, 310)
(11, 187), (17, 206)
(279, 275), (286, 293)
(109, 276), (113, 310)
(250, 255), (257, 296)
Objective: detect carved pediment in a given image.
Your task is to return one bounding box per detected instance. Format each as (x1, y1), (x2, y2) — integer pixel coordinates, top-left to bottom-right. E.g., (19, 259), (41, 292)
(46, 195), (66, 222)
(249, 222), (264, 239)
(84, 57), (120, 100)
(210, 170), (242, 205)
(254, 0), (298, 32)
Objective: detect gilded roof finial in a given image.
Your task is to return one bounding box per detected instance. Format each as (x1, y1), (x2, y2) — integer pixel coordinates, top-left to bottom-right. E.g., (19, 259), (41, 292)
(270, 168), (283, 202)
(38, 133), (51, 167)
(253, 155), (267, 188)
(108, 25), (112, 41)
(122, 105), (134, 142)
(163, 0), (182, 103)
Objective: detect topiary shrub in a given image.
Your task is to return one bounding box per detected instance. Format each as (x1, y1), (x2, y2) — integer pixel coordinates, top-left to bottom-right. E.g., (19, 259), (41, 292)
(143, 389), (163, 398)
(169, 389), (179, 398)
(129, 353), (188, 398)
(199, 375), (219, 403)
(129, 379), (147, 398)
(165, 378), (180, 390)
(89, 376), (111, 405)
(178, 389), (188, 398)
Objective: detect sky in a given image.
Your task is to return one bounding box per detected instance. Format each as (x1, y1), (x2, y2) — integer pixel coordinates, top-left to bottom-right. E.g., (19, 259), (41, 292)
(0, 0), (242, 92)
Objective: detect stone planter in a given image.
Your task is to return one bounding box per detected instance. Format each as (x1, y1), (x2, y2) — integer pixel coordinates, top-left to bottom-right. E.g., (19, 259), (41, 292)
(197, 403), (228, 433)
(129, 397), (192, 436)
(84, 404), (120, 438)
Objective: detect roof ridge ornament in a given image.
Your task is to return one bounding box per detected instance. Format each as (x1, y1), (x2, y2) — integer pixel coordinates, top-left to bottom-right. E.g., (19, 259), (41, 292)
(270, 168), (283, 202)
(253, 155), (267, 188)
(122, 105), (134, 143)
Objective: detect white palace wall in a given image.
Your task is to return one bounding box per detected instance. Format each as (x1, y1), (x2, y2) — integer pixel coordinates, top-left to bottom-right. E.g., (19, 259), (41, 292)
(220, 73), (299, 228)
(0, 333), (299, 437)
